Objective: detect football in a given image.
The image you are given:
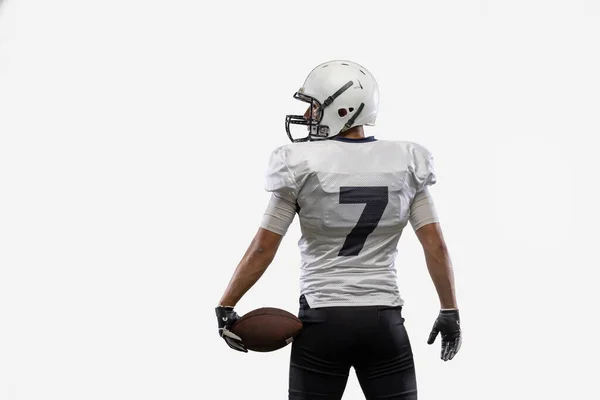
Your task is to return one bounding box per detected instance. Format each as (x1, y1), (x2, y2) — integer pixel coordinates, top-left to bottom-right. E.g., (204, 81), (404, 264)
(230, 307), (303, 352)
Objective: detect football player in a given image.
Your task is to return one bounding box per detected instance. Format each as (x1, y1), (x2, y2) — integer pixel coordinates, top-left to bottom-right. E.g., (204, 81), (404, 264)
(216, 60), (461, 400)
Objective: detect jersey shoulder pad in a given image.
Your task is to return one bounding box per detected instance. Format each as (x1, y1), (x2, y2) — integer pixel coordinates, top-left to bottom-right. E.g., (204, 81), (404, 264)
(264, 144), (298, 199)
(404, 141), (437, 191)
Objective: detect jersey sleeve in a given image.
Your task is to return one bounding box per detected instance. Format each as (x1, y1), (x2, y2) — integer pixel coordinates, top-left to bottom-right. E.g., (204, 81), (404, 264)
(409, 143), (437, 192)
(409, 187), (439, 231)
(264, 145), (299, 200)
(260, 193), (297, 236)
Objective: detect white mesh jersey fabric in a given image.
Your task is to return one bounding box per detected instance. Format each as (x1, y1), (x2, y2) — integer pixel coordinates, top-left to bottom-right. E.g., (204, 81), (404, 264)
(264, 137), (437, 308)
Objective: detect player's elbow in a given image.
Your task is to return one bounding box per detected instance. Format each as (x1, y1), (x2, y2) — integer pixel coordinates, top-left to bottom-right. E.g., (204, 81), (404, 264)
(418, 231), (448, 255)
(252, 244), (278, 262)
(422, 240), (448, 257)
(252, 228), (283, 261)
(415, 223), (448, 255)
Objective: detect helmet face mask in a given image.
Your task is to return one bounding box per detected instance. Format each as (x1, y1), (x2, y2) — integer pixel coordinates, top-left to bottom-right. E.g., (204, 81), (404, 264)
(285, 60), (380, 143)
(285, 92), (328, 143)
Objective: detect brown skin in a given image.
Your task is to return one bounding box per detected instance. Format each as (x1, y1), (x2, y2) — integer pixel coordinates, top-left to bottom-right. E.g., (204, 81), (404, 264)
(218, 228), (283, 307)
(338, 125), (365, 139)
(415, 222), (458, 309)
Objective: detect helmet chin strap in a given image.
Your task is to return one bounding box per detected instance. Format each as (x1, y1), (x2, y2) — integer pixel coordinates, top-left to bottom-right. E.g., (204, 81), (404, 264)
(312, 81), (361, 141)
(343, 103), (365, 130)
(313, 102), (365, 141)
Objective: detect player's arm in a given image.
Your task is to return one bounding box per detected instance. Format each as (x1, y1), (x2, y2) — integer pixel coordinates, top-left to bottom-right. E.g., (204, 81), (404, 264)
(408, 187), (456, 309)
(414, 222), (457, 310)
(216, 146), (298, 352)
(416, 221), (462, 361)
(409, 187), (461, 361)
(218, 192), (297, 307)
(215, 193), (295, 353)
(409, 188), (457, 308)
(218, 227), (283, 307)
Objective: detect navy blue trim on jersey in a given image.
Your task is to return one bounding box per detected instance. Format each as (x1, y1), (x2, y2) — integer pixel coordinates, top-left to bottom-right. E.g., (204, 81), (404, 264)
(333, 136), (377, 143)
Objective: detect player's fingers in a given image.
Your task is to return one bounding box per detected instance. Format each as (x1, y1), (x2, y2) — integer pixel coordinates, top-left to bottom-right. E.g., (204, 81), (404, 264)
(229, 338), (246, 352)
(222, 328), (243, 342)
(225, 337), (247, 353)
(233, 342), (247, 353)
(447, 341), (457, 360)
(238, 342), (248, 353)
(448, 348), (456, 360)
(448, 335), (462, 360)
(427, 327), (439, 344)
(455, 335), (462, 354)
(441, 339), (451, 361)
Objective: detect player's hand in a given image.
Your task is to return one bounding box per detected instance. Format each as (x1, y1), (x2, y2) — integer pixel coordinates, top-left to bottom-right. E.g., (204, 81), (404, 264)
(427, 309), (462, 361)
(215, 305), (247, 353)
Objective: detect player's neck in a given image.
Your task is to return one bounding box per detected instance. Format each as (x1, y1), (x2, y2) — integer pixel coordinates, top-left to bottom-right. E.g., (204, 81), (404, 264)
(338, 126), (365, 139)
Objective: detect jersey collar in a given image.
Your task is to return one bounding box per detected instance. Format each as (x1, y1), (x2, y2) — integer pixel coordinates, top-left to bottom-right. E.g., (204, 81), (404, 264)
(332, 136), (377, 143)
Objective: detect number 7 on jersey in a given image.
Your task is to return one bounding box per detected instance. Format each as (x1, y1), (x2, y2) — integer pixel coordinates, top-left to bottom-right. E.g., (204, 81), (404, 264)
(338, 186), (389, 256)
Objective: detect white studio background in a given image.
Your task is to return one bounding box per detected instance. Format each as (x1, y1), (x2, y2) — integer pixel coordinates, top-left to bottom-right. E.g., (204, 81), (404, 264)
(0, 1), (599, 399)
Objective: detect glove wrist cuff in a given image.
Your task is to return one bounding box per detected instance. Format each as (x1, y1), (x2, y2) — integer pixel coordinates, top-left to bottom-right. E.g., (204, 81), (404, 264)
(440, 309), (460, 315)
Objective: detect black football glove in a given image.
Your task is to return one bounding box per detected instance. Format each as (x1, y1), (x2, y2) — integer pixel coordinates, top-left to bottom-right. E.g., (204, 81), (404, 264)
(215, 305), (247, 353)
(427, 309), (462, 361)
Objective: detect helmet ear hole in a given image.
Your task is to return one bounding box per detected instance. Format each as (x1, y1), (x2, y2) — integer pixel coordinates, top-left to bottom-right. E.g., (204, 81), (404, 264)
(338, 108), (348, 117)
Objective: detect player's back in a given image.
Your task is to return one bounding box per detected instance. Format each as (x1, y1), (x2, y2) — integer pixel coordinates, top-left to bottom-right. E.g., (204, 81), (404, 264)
(265, 136), (436, 308)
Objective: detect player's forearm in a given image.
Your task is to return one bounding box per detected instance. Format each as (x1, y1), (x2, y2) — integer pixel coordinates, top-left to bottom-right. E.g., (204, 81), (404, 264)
(218, 231), (279, 307)
(423, 244), (458, 309)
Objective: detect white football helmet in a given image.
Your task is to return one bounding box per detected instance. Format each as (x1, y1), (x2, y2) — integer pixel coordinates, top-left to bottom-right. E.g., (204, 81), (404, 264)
(285, 60), (380, 142)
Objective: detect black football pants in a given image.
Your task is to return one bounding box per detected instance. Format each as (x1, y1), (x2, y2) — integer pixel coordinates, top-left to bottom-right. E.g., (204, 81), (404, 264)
(288, 295), (418, 400)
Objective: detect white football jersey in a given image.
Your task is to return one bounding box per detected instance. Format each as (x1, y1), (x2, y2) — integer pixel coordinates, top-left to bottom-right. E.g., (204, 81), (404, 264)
(265, 136), (437, 308)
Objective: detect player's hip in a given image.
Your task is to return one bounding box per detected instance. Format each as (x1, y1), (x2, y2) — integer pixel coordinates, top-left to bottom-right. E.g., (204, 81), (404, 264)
(293, 294), (414, 363)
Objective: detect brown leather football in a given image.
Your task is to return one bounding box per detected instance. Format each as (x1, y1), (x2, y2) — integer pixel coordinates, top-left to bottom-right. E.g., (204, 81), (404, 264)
(230, 307), (303, 352)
